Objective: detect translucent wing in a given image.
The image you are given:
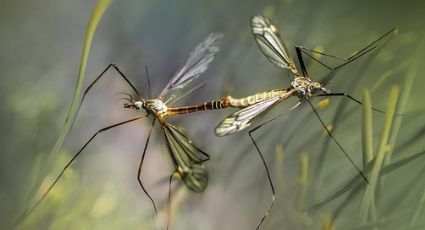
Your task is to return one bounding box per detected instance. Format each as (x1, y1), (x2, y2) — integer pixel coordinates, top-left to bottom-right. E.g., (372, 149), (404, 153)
(215, 96), (282, 136)
(158, 33), (223, 99)
(251, 15), (299, 76)
(161, 123), (209, 192)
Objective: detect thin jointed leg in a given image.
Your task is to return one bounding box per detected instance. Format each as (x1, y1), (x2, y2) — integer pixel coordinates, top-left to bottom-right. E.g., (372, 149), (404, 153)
(316, 92), (385, 113)
(137, 118), (158, 214)
(166, 172), (177, 230)
(77, 63), (140, 115)
(306, 99), (369, 183)
(22, 116), (145, 220)
(248, 129), (276, 230)
(296, 28), (396, 85)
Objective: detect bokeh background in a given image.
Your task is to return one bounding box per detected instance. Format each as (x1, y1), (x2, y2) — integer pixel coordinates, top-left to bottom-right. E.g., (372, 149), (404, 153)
(1, 0), (425, 229)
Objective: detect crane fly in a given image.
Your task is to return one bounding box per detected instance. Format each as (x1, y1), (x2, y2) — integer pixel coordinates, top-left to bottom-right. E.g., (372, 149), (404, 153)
(213, 15), (396, 229)
(22, 33), (223, 229)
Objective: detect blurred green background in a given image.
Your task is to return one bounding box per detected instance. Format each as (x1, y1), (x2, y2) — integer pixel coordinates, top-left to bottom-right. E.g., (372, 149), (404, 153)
(1, 0), (425, 229)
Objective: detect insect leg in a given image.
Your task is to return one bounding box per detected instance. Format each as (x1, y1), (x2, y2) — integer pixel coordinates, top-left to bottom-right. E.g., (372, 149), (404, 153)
(247, 102), (301, 229)
(296, 46), (345, 71)
(75, 64), (141, 119)
(248, 129), (275, 230)
(20, 116), (145, 221)
(137, 118), (158, 213)
(298, 28), (397, 85)
(295, 46), (309, 77)
(315, 92), (386, 113)
(306, 99), (369, 183)
(81, 63), (140, 105)
(166, 172), (177, 230)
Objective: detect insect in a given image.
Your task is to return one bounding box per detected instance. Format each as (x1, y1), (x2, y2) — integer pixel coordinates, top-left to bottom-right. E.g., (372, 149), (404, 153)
(23, 33), (223, 229)
(214, 15), (396, 229)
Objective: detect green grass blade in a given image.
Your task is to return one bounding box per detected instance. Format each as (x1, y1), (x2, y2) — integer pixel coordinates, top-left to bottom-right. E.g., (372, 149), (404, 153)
(358, 85), (399, 224)
(16, 0), (114, 226)
(410, 187), (425, 225)
(385, 37), (425, 164)
(362, 89), (374, 167)
(362, 89), (376, 223)
(314, 145), (425, 209)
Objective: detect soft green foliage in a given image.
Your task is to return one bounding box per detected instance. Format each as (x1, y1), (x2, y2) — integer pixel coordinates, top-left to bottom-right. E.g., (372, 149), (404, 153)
(359, 86), (399, 223)
(2, 1), (425, 230)
(15, 0), (114, 228)
(362, 90), (373, 167)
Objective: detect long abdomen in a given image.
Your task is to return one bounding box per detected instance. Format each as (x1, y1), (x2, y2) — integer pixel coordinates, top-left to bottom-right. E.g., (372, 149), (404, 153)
(226, 88), (290, 107)
(166, 97), (230, 116)
(165, 88), (290, 116)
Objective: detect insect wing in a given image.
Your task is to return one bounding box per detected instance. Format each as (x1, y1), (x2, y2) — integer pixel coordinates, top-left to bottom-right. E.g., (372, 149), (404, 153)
(251, 15), (299, 76)
(215, 96), (281, 136)
(162, 123), (208, 192)
(158, 33), (223, 99)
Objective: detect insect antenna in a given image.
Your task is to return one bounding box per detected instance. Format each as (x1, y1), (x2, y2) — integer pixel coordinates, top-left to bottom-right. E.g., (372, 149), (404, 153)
(145, 66), (152, 99)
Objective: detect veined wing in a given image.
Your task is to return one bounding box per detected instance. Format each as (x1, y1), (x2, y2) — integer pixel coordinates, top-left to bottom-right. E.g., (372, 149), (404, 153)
(158, 33), (223, 99)
(215, 96), (282, 136)
(161, 122), (209, 192)
(251, 15), (299, 77)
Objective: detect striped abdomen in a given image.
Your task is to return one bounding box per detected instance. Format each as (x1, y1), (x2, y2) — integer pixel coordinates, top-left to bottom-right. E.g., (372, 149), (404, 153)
(165, 88), (291, 116)
(226, 88), (291, 107)
(166, 97), (231, 116)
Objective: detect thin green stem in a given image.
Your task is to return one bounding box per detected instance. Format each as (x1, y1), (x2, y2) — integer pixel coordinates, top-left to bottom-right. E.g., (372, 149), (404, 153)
(16, 0), (114, 227)
(358, 86), (399, 224)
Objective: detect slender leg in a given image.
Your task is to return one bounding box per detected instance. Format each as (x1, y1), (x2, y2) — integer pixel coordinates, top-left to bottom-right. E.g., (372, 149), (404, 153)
(306, 99), (369, 183)
(315, 92), (385, 113)
(295, 46), (309, 77)
(84, 63), (140, 98)
(248, 129), (275, 230)
(297, 28), (396, 84)
(249, 102), (302, 134)
(21, 116), (145, 221)
(77, 63), (140, 115)
(296, 46), (340, 71)
(166, 172), (177, 230)
(245, 102), (303, 229)
(137, 118), (158, 213)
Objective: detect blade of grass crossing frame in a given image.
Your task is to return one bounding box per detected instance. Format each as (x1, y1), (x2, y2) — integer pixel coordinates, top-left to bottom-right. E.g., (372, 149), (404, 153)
(410, 187), (425, 226)
(361, 89), (377, 222)
(17, 0), (114, 227)
(406, 37), (425, 227)
(362, 89), (374, 167)
(385, 37), (425, 164)
(358, 86), (399, 224)
(313, 147), (425, 209)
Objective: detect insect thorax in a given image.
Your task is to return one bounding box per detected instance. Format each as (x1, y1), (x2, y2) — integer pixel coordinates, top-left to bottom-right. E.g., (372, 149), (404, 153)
(144, 99), (168, 115)
(291, 77), (330, 98)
